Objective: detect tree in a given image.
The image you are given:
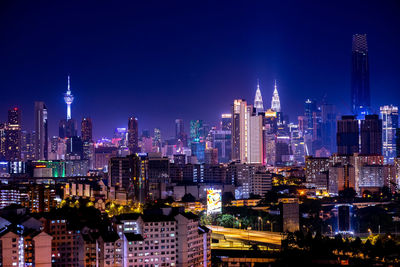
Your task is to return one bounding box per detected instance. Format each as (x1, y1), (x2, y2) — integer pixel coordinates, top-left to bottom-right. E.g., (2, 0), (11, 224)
(217, 214), (235, 228)
(181, 193), (196, 202)
(200, 213), (212, 226)
(164, 196), (175, 204)
(380, 186), (392, 199)
(222, 192), (234, 205)
(250, 244), (260, 250)
(339, 187), (356, 200)
(259, 190), (279, 205)
(362, 190), (372, 198)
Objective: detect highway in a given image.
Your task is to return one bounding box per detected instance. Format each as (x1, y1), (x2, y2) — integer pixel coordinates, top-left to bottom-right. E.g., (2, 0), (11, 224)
(207, 225), (282, 247)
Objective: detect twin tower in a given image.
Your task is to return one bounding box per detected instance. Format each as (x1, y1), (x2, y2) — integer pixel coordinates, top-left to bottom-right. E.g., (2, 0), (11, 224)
(254, 80), (281, 114)
(232, 81), (282, 164)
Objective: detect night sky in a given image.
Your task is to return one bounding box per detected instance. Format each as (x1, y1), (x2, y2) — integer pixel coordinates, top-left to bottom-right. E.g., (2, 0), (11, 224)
(1, 1), (400, 140)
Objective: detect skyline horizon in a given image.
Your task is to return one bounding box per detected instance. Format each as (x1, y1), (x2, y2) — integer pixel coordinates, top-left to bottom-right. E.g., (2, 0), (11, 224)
(1, 71), (398, 141)
(1, 1), (400, 139)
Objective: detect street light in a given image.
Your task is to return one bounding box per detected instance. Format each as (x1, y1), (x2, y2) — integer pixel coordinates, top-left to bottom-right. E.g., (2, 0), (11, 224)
(258, 217), (263, 231)
(267, 220), (273, 232)
(328, 225), (333, 236)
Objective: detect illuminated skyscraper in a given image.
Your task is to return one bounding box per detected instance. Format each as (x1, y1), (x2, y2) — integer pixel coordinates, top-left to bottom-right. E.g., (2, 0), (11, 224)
(81, 117), (93, 142)
(247, 110), (263, 163)
(360, 115), (382, 155)
(34, 101), (48, 160)
(190, 120), (203, 141)
(254, 80), (264, 114)
(209, 128), (231, 163)
(304, 99), (317, 131)
(351, 34), (370, 119)
(337, 115), (359, 155)
(153, 128), (161, 150)
(5, 107), (22, 161)
(231, 100), (263, 163)
(380, 105), (398, 163)
(21, 130), (35, 161)
(0, 123), (6, 160)
(221, 113), (232, 131)
(232, 99), (247, 162)
(64, 75), (74, 120)
(271, 80), (281, 112)
(81, 117), (93, 168)
(128, 117), (139, 154)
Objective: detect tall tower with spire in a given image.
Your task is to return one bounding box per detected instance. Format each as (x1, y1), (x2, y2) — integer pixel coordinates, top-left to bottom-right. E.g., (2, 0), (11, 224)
(64, 75), (74, 120)
(254, 80), (264, 114)
(271, 80), (281, 112)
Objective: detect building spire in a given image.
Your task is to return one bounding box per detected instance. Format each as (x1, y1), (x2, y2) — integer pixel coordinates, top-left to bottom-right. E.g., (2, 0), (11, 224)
(271, 80), (281, 112)
(254, 79), (264, 114)
(64, 75), (74, 120)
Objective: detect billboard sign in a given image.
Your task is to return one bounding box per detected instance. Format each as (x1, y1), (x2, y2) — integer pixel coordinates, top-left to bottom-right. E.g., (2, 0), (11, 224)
(207, 189), (222, 215)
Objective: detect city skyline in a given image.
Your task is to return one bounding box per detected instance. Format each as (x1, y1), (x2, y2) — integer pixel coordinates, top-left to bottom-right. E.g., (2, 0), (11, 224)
(1, 1), (400, 139)
(1, 2), (400, 266)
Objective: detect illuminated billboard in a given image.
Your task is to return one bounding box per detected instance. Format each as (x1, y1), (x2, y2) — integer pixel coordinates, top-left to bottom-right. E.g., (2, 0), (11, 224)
(207, 189), (222, 215)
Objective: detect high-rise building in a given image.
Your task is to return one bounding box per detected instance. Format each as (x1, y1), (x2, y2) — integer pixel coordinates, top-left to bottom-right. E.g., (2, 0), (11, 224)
(81, 117), (92, 142)
(128, 117), (139, 154)
(360, 114), (382, 155)
(141, 129), (150, 138)
(290, 124), (306, 164)
(113, 127), (127, 147)
(305, 156), (330, 189)
(337, 115), (359, 155)
(231, 100), (263, 164)
(351, 34), (370, 118)
(0, 123), (6, 160)
(254, 80), (264, 114)
(279, 198), (300, 232)
(232, 100), (247, 162)
(221, 113), (232, 131)
(109, 154), (149, 203)
(175, 119), (184, 138)
(321, 103), (337, 154)
(190, 120), (203, 142)
(153, 128), (161, 150)
(209, 129), (231, 163)
(81, 118), (94, 168)
(248, 110), (263, 163)
(191, 140), (205, 163)
(380, 105), (399, 163)
(204, 148), (218, 164)
(59, 119), (77, 138)
(8, 107), (21, 125)
(396, 128), (400, 158)
(175, 119), (187, 146)
(21, 130), (36, 161)
(5, 107), (22, 161)
(200, 123), (210, 140)
(305, 99), (317, 131)
(271, 80), (281, 112)
(66, 136), (83, 160)
(34, 101), (48, 160)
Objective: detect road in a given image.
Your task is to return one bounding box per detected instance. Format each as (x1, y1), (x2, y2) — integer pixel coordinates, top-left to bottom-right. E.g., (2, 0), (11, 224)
(207, 225), (282, 247)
